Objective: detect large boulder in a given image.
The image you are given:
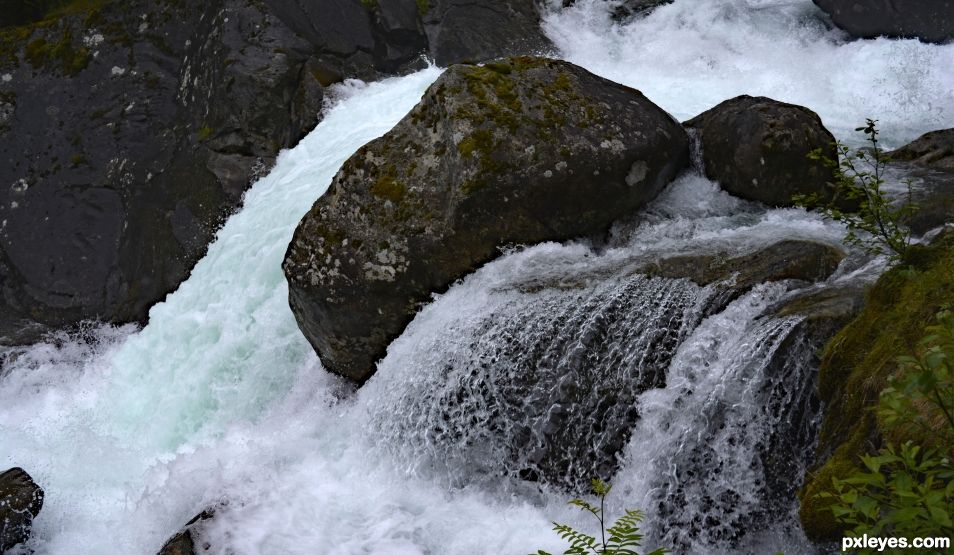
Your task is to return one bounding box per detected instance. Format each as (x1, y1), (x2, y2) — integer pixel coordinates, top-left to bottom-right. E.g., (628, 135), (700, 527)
(685, 96), (838, 208)
(0, 0), (553, 346)
(813, 0), (954, 44)
(284, 56), (690, 383)
(0, 467), (44, 552)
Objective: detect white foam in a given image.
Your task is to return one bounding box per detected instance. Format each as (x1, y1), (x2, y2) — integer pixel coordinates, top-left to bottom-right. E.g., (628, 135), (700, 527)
(543, 0), (954, 147)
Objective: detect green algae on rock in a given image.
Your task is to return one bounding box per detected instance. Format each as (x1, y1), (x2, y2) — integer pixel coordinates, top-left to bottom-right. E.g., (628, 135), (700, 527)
(283, 56), (691, 383)
(799, 229), (954, 541)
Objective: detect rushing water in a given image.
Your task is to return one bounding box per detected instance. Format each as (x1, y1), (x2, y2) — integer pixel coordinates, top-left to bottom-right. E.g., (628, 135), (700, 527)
(1, 1), (952, 553)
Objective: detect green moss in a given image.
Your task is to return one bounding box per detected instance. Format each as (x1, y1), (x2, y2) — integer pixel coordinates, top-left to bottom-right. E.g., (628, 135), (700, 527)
(370, 165), (406, 203)
(359, 0), (377, 8)
(415, 0), (429, 16)
(69, 153), (87, 166)
(799, 231), (954, 541)
(197, 126), (214, 141)
(23, 26), (90, 75)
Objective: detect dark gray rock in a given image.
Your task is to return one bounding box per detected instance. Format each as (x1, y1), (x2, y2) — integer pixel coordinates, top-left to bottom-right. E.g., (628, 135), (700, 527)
(0, 1), (333, 344)
(891, 128), (954, 171)
(284, 56), (690, 383)
(422, 0), (552, 66)
(1, 0), (553, 346)
(0, 468), (44, 552)
(562, 0), (673, 22)
(813, 0), (954, 44)
(685, 96), (838, 208)
(889, 129), (954, 234)
(157, 509), (215, 555)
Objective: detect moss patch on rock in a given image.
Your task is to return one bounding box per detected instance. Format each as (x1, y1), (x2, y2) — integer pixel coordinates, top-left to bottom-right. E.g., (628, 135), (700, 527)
(799, 230), (954, 541)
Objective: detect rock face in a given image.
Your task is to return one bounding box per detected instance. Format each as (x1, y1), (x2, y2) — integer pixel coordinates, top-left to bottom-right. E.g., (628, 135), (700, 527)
(0, 0), (553, 346)
(284, 56), (690, 383)
(422, 0), (552, 66)
(685, 96), (838, 207)
(890, 128), (954, 234)
(813, 0), (954, 44)
(0, 467), (44, 552)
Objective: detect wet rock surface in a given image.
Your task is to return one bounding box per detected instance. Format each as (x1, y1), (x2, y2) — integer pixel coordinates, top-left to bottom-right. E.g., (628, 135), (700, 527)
(890, 128), (954, 234)
(813, 0), (954, 44)
(0, 0), (553, 346)
(0, 467), (44, 552)
(156, 509), (215, 555)
(284, 56), (690, 383)
(685, 95), (838, 208)
(422, 0), (552, 66)
(372, 238), (846, 496)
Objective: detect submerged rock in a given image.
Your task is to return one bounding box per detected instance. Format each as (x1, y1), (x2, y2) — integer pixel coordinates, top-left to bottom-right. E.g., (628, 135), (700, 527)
(813, 0), (954, 44)
(685, 96), (838, 207)
(0, 468), (44, 552)
(284, 56), (690, 383)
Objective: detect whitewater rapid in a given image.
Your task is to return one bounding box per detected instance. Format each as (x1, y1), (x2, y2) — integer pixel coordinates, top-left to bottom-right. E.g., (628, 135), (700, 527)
(1, 1), (952, 553)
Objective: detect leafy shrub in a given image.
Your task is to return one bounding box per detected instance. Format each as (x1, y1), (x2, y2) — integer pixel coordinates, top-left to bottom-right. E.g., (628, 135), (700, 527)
(880, 310), (954, 446)
(817, 312), (954, 549)
(533, 478), (668, 555)
(795, 119), (918, 262)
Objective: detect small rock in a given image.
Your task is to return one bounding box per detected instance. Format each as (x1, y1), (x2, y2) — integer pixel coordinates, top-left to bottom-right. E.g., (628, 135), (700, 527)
(0, 468), (44, 552)
(157, 509), (215, 555)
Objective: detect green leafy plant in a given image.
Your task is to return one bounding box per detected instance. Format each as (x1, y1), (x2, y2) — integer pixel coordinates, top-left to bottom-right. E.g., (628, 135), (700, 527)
(821, 442), (953, 549)
(795, 118), (918, 262)
(533, 478), (668, 555)
(879, 310), (954, 445)
(817, 312), (954, 549)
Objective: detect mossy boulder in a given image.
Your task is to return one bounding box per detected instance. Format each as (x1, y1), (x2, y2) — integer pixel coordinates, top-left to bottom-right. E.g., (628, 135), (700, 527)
(798, 230), (954, 542)
(0, 467), (44, 552)
(813, 0), (954, 44)
(283, 56), (690, 383)
(685, 95), (838, 208)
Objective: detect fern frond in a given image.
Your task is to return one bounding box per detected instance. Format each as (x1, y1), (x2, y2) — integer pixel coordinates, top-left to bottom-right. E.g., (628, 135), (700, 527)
(568, 498), (601, 518)
(552, 522), (599, 554)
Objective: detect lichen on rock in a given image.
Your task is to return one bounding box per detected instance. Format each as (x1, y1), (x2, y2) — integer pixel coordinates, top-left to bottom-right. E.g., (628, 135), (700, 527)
(283, 55), (691, 383)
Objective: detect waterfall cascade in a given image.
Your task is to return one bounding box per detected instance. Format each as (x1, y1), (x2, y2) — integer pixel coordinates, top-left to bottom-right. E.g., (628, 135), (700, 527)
(2, 1), (952, 553)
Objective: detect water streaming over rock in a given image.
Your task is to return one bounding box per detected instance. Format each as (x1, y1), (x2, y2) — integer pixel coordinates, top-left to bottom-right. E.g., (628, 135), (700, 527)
(1, 1), (952, 553)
